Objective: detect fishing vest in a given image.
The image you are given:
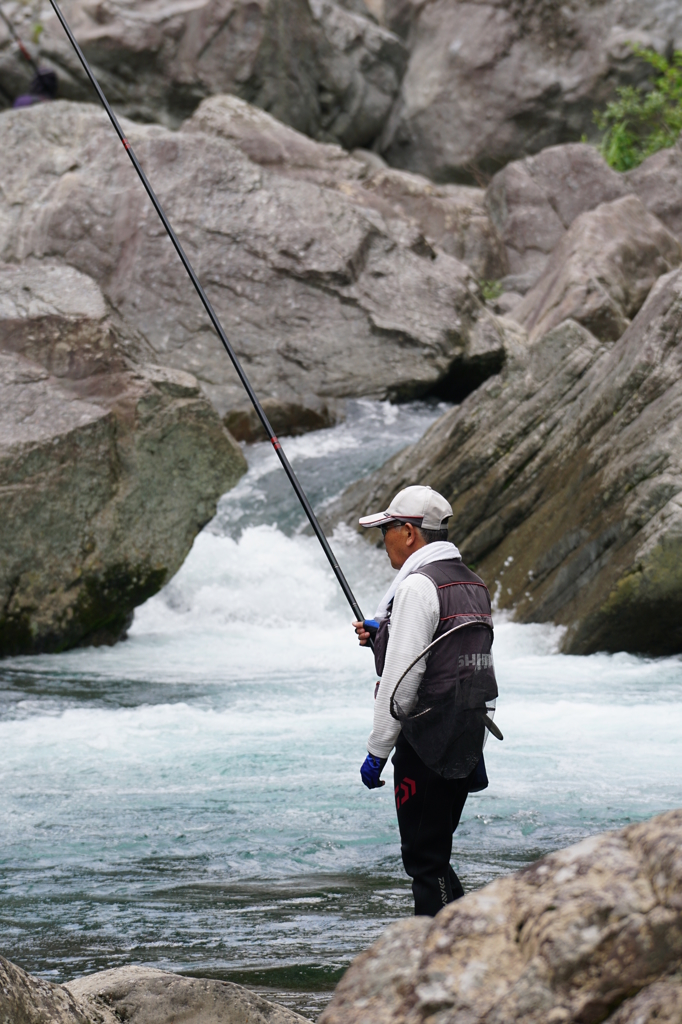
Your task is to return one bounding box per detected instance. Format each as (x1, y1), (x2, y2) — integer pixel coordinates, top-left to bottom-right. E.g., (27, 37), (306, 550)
(374, 557), (497, 779)
(373, 557), (493, 688)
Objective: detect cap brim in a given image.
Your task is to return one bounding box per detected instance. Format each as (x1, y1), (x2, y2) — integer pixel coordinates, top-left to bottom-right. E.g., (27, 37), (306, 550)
(358, 511), (394, 528)
(358, 512), (425, 528)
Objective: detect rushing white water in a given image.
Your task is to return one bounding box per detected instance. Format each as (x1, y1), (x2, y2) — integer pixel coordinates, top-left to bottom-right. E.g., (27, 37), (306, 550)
(1, 399), (681, 1016)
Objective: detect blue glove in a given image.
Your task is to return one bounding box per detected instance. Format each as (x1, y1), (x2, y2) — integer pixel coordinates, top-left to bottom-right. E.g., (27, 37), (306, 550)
(361, 753), (387, 789)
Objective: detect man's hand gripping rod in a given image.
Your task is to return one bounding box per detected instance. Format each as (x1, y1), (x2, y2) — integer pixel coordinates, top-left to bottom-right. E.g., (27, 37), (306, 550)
(46, 0), (370, 637)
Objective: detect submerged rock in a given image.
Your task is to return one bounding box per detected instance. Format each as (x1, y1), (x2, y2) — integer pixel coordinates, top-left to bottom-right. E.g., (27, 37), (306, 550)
(320, 808), (682, 1024)
(224, 395), (338, 441)
(0, 261), (246, 657)
(5, 0), (405, 149)
(0, 101), (500, 423)
(377, 0), (682, 181)
(0, 958), (308, 1024)
(329, 267), (682, 656)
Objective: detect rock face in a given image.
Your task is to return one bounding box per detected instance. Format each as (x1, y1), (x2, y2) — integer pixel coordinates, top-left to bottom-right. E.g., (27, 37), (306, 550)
(377, 0), (682, 181)
(0, 101), (502, 425)
(335, 167), (506, 281)
(625, 135), (682, 243)
(0, 261), (246, 657)
(513, 195), (682, 343)
(2, 0), (406, 149)
(487, 138), (682, 297)
(320, 808), (682, 1024)
(486, 143), (629, 294)
(0, 958), (307, 1024)
(185, 93), (369, 187)
(189, 94), (506, 280)
(329, 268), (682, 656)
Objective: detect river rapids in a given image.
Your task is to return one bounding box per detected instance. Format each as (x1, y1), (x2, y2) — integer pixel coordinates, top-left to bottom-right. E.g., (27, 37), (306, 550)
(1, 399), (681, 1017)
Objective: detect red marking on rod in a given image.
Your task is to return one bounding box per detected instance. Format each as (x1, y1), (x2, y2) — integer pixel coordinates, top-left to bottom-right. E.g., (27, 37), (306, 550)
(122, 137), (131, 150)
(271, 437), (281, 450)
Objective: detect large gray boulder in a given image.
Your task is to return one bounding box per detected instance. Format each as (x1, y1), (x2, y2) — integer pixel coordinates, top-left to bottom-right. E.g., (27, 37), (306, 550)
(486, 143), (629, 294)
(0, 957), (307, 1024)
(332, 166), (506, 281)
(185, 93), (369, 188)
(485, 137), (682, 297)
(378, 0), (682, 182)
(0, 100), (502, 428)
(188, 94), (506, 280)
(320, 809), (682, 1024)
(0, 0), (405, 148)
(328, 267), (682, 656)
(513, 194), (682, 343)
(625, 134), (682, 242)
(0, 260), (246, 656)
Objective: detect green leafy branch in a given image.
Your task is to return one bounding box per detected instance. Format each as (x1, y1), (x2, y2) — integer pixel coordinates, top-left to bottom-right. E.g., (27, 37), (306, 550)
(595, 47), (682, 171)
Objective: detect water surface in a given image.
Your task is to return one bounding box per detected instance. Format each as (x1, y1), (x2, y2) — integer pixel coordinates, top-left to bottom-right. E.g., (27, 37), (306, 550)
(1, 399), (681, 1018)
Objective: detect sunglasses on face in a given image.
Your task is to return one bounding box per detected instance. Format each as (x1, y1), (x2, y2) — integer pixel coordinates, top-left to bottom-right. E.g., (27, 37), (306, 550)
(381, 520), (404, 537)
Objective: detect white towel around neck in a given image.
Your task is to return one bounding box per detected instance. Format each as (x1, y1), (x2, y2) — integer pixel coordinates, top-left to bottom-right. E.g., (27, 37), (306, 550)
(374, 541), (461, 620)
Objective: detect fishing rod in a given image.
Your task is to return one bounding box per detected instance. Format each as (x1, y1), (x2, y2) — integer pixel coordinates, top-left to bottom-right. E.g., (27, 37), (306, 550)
(0, 7), (40, 74)
(46, 0), (372, 636)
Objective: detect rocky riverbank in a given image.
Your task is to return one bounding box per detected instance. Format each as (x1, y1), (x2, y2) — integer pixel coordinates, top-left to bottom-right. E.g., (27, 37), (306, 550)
(0, 88), (511, 654)
(0, 98), (514, 424)
(3, 809), (682, 1024)
(326, 134), (682, 657)
(320, 809), (682, 1024)
(0, 958), (310, 1024)
(328, 275), (682, 656)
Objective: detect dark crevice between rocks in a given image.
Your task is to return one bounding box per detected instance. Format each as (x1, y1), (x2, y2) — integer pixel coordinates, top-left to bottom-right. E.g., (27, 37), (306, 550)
(227, 336), (506, 443)
(570, 587), (682, 657)
(0, 608), (34, 659)
(428, 349), (506, 404)
(0, 577), (34, 658)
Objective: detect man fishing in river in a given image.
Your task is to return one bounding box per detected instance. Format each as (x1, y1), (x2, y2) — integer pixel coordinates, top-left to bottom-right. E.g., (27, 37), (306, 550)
(41, 0), (501, 925)
(353, 485), (499, 917)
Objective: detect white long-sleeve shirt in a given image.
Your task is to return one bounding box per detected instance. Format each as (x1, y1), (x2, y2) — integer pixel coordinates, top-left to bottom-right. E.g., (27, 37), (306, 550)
(367, 572), (440, 759)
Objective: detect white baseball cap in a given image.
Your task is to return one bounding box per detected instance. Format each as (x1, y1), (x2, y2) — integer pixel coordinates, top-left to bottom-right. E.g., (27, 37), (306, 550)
(359, 485), (452, 531)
